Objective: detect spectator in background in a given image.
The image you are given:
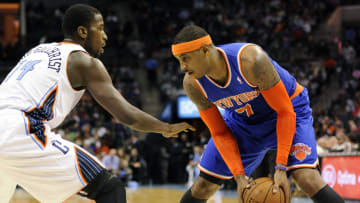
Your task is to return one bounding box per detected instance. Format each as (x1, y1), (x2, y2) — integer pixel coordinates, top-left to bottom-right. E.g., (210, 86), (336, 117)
(342, 42), (357, 65)
(82, 123), (96, 154)
(126, 133), (145, 155)
(129, 147), (147, 183)
(102, 148), (120, 175)
(118, 159), (132, 184)
(105, 118), (127, 148)
(330, 133), (352, 153)
(117, 147), (129, 161)
(179, 133), (192, 183)
(186, 144), (203, 188)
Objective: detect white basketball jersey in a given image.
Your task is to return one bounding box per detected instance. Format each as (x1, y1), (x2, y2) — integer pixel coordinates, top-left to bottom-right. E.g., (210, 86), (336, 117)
(0, 42), (86, 128)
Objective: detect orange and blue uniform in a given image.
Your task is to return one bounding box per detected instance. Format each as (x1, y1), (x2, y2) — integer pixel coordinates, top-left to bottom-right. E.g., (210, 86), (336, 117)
(195, 43), (318, 179)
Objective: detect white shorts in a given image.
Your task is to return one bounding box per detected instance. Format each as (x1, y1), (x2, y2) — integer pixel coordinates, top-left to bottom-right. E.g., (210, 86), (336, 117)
(0, 109), (104, 202)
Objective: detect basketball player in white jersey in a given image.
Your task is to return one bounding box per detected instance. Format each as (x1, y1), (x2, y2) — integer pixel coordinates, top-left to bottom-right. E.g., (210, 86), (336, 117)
(0, 4), (194, 203)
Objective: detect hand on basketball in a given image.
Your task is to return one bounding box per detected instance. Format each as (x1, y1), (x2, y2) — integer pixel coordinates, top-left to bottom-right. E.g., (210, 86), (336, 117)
(162, 122), (196, 138)
(273, 168), (291, 203)
(235, 174), (249, 203)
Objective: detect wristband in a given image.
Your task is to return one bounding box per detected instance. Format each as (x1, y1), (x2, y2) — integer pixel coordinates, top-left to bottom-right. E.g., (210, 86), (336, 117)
(275, 166), (287, 171)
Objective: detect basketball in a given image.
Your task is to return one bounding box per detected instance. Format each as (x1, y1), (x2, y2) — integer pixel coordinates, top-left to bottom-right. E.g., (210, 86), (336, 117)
(243, 177), (285, 203)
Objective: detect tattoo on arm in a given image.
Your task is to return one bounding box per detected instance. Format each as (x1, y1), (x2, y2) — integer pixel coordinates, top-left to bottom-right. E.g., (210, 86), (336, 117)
(183, 75), (213, 110)
(241, 45), (280, 91)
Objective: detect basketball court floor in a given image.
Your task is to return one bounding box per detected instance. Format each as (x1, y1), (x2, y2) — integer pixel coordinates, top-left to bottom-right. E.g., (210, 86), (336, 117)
(9, 184), (321, 203)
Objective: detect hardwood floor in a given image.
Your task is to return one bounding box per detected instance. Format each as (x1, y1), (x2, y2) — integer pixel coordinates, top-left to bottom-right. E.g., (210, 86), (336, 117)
(10, 187), (237, 203)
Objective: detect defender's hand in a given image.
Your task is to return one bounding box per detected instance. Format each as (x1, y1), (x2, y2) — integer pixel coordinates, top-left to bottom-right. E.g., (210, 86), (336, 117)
(273, 168), (291, 203)
(162, 122), (195, 138)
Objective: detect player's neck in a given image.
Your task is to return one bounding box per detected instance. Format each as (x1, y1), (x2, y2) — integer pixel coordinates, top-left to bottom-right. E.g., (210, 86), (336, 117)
(63, 38), (76, 43)
(207, 50), (228, 86)
(63, 38), (83, 47)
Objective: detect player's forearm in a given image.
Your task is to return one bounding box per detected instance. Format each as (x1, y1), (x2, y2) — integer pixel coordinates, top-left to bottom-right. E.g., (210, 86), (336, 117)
(211, 130), (245, 176)
(274, 112), (296, 165)
(113, 103), (169, 133)
(199, 106), (245, 176)
(261, 81), (296, 166)
(93, 89), (169, 134)
(125, 107), (170, 133)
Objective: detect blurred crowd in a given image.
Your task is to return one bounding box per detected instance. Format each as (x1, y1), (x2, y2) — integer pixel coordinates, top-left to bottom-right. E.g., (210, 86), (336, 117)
(1, 0), (360, 189)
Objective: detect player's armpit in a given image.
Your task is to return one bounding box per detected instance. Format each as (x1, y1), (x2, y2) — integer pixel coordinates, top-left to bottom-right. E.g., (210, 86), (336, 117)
(199, 106), (245, 177)
(260, 81), (296, 166)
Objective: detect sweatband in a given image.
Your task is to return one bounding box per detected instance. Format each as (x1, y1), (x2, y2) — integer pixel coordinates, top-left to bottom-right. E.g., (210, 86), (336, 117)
(275, 166), (287, 171)
(171, 35), (212, 56)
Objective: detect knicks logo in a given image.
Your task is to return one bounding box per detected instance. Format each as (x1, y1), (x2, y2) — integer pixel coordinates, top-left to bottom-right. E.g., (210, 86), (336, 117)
(290, 143), (311, 161)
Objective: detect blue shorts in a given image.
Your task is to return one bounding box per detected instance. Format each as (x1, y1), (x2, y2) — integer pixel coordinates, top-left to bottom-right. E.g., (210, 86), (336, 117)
(198, 90), (318, 179)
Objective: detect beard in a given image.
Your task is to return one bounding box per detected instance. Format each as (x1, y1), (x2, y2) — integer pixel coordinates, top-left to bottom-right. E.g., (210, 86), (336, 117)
(83, 40), (101, 58)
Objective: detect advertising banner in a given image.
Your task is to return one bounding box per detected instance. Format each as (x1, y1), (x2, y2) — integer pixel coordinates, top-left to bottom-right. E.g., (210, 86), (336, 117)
(321, 156), (360, 199)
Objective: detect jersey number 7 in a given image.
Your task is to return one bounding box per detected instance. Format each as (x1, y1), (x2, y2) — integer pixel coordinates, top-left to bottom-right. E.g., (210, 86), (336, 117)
(235, 103), (254, 117)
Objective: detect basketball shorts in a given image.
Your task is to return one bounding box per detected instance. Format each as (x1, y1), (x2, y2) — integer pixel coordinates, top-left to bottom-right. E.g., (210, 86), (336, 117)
(198, 90), (318, 179)
(0, 109), (104, 202)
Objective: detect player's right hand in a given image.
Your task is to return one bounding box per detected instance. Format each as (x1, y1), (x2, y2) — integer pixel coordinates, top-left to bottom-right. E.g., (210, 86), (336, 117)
(235, 174), (249, 203)
(161, 122), (195, 138)
(273, 168), (291, 203)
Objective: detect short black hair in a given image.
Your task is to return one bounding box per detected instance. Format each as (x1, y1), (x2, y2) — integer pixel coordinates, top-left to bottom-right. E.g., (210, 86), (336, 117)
(173, 25), (209, 44)
(62, 4), (100, 37)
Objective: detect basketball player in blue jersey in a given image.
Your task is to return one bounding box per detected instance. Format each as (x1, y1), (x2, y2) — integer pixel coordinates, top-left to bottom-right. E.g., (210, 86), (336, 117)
(0, 4), (194, 203)
(172, 25), (344, 203)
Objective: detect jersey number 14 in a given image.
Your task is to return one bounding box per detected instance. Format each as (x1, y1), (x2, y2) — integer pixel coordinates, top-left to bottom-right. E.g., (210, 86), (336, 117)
(3, 60), (41, 82)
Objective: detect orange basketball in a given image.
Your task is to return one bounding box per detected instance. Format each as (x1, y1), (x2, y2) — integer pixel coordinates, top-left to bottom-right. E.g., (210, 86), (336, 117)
(243, 177), (285, 203)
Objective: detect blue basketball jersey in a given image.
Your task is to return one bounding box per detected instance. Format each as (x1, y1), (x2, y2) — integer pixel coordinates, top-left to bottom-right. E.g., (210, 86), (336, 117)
(195, 43), (298, 124)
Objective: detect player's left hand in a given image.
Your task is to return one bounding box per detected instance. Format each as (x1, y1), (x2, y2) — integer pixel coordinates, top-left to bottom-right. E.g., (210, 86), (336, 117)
(273, 167), (291, 203)
(162, 122), (196, 138)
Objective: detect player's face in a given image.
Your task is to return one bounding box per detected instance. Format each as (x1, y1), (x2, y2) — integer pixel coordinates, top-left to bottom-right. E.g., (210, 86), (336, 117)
(85, 14), (108, 58)
(175, 49), (209, 79)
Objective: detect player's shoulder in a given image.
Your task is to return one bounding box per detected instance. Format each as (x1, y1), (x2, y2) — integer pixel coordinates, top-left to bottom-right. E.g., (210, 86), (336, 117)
(239, 44), (265, 64)
(68, 51), (101, 69)
(216, 42), (249, 51)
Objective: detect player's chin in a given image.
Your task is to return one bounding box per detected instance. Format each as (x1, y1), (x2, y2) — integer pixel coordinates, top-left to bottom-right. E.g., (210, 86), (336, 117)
(94, 50), (104, 58)
(186, 72), (197, 78)
(98, 48), (104, 55)
(192, 73), (202, 79)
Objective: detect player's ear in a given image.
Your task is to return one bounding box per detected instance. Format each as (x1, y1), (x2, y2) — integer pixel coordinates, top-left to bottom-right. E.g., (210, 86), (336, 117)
(200, 43), (211, 55)
(77, 26), (88, 39)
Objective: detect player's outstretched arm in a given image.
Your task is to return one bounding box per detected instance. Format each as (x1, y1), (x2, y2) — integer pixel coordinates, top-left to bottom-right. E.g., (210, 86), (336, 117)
(67, 52), (195, 136)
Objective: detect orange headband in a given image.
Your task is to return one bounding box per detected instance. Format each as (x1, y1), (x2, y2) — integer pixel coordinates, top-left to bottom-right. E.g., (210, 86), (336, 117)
(171, 35), (212, 56)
